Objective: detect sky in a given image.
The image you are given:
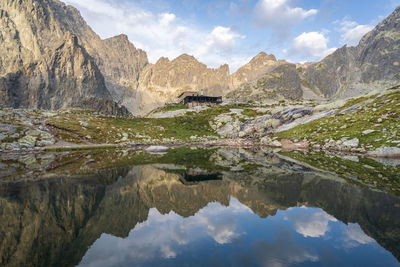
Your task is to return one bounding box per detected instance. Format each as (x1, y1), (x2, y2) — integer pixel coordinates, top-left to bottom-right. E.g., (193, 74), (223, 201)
(63, 0), (400, 72)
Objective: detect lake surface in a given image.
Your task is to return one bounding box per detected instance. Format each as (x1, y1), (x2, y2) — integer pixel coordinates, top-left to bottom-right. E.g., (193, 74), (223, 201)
(1, 147), (399, 266)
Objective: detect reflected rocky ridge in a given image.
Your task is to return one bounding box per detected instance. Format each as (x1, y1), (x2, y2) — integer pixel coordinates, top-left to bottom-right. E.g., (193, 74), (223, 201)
(0, 147), (400, 266)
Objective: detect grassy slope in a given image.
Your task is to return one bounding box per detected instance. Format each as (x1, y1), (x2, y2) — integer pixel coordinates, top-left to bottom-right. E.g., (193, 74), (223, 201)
(273, 88), (400, 149)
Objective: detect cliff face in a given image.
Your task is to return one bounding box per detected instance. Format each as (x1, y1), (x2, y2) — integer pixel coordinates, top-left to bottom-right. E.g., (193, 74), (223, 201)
(302, 6), (400, 98)
(230, 52), (284, 88)
(0, 0), (147, 115)
(127, 54), (231, 114)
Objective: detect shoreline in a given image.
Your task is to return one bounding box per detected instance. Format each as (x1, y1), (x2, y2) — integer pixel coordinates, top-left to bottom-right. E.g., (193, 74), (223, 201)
(1, 138), (399, 159)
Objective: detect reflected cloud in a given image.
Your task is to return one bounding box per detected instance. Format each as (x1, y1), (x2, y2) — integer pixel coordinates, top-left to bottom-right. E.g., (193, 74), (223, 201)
(343, 223), (375, 248)
(291, 207), (337, 238)
(252, 230), (319, 267)
(79, 197), (247, 266)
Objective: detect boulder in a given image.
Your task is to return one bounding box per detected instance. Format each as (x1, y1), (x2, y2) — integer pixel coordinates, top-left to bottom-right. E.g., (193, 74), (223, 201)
(146, 146), (169, 153)
(264, 119), (281, 129)
(0, 123), (17, 134)
(342, 138), (359, 148)
(281, 139), (310, 150)
(18, 135), (37, 148)
(368, 147), (400, 158)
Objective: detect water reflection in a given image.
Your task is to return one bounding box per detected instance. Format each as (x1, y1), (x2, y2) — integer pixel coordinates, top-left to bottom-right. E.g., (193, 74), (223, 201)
(79, 199), (396, 267)
(0, 147), (399, 266)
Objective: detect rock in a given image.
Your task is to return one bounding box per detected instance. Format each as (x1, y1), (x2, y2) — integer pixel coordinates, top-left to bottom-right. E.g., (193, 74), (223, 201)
(120, 132), (129, 142)
(280, 139), (310, 150)
(272, 140), (282, 147)
(0, 142), (21, 151)
(264, 119), (281, 129)
(0, 1), (132, 116)
(0, 123), (17, 134)
(18, 135), (37, 148)
(260, 136), (272, 145)
(37, 139), (55, 147)
(342, 138), (359, 148)
(80, 121), (89, 127)
(146, 146), (169, 153)
(18, 154), (37, 167)
(0, 133), (7, 141)
(362, 129), (375, 135)
(368, 147), (400, 158)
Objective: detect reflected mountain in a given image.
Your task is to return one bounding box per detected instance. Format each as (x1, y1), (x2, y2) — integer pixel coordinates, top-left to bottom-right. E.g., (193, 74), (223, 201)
(0, 147), (399, 266)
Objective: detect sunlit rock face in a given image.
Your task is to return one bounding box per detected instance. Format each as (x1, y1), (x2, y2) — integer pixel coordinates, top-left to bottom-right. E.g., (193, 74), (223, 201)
(0, 0), (146, 115)
(128, 54), (231, 115)
(0, 148), (399, 266)
(301, 6), (400, 98)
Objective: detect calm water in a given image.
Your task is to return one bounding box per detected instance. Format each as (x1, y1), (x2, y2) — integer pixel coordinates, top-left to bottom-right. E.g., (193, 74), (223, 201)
(1, 147), (399, 266)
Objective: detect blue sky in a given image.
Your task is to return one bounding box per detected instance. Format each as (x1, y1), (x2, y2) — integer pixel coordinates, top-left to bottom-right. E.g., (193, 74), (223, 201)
(63, 0), (400, 72)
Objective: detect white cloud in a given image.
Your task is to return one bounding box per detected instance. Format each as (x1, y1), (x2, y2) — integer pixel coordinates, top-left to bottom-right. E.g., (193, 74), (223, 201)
(335, 18), (374, 46)
(291, 32), (337, 60)
(159, 13), (176, 27)
(63, 0), (247, 72)
(293, 207), (337, 238)
(254, 0), (318, 38)
(206, 26), (245, 52)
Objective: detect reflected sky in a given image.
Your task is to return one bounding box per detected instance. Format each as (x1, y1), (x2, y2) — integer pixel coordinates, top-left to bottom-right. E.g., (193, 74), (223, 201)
(79, 197), (398, 267)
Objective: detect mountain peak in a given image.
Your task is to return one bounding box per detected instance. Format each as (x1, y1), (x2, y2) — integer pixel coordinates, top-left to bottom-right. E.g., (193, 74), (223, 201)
(174, 54), (198, 62)
(251, 52), (277, 63)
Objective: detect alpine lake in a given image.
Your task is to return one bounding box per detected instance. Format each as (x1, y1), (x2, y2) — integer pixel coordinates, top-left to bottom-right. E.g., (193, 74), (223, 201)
(1, 146), (399, 267)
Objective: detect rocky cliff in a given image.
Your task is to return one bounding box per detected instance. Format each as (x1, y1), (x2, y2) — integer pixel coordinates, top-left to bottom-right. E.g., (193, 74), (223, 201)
(125, 54), (231, 114)
(301, 6), (400, 98)
(0, 0), (147, 115)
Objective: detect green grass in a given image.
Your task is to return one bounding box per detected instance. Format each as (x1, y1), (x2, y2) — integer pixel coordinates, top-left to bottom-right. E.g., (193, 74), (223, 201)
(158, 103), (188, 112)
(46, 110), (221, 145)
(274, 90), (400, 149)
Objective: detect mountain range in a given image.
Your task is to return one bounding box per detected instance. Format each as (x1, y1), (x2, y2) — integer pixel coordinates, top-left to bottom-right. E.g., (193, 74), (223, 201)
(0, 0), (399, 116)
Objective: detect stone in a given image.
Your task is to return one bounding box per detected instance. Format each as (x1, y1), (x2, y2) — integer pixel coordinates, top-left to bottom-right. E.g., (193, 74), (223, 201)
(0, 133), (7, 141)
(18, 135), (37, 148)
(272, 140), (282, 147)
(0, 123), (17, 134)
(280, 139), (310, 150)
(80, 121), (89, 127)
(36, 139), (56, 147)
(146, 146), (169, 153)
(1, 142), (21, 151)
(264, 119), (281, 129)
(362, 129), (375, 135)
(342, 138), (359, 148)
(369, 147), (400, 158)
(239, 131), (247, 138)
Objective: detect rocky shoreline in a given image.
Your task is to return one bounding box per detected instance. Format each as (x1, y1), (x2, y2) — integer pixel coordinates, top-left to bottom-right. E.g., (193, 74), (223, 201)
(1, 137), (399, 159)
